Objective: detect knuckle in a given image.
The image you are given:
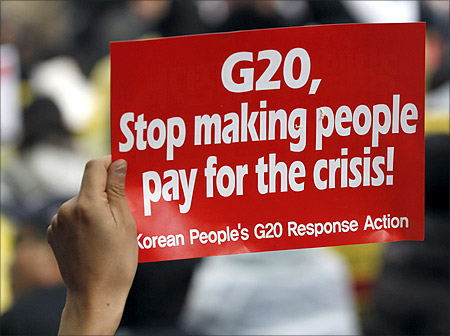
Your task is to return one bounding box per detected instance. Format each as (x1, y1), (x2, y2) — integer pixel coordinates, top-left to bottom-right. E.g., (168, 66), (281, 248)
(51, 214), (58, 225)
(46, 225), (53, 245)
(56, 201), (73, 224)
(75, 198), (93, 222)
(85, 158), (98, 170)
(50, 215), (58, 230)
(85, 157), (106, 172)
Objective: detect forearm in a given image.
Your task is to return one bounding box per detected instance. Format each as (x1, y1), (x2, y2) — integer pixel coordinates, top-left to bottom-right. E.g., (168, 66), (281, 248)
(58, 291), (128, 336)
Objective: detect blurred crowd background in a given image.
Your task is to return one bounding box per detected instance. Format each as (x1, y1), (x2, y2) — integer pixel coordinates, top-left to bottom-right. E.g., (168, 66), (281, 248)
(1, 1), (448, 335)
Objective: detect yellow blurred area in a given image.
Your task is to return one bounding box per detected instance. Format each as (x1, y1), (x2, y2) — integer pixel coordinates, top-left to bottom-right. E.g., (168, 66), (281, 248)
(425, 110), (450, 135)
(1, 216), (16, 313)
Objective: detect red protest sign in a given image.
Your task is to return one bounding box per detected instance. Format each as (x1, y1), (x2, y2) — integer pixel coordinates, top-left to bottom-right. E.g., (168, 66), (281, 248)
(111, 23), (425, 263)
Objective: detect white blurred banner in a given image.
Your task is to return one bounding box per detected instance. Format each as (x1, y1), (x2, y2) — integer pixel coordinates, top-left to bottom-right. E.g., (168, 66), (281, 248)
(1, 44), (21, 144)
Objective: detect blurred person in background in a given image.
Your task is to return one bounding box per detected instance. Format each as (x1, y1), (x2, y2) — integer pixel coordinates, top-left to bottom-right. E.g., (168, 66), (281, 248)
(1, 96), (87, 219)
(0, 1), (70, 80)
(361, 3), (449, 334)
(117, 257), (200, 335)
(212, 0), (286, 33)
(364, 134), (450, 335)
(181, 249), (360, 335)
(1, 200), (66, 335)
(63, 0), (205, 75)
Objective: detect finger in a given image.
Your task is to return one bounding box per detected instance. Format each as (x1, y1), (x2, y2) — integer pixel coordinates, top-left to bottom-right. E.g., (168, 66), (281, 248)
(106, 159), (133, 226)
(79, 156), (112, 199)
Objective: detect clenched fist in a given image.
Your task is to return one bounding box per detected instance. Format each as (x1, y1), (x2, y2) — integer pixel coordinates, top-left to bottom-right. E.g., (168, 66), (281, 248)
(47, 156), (138, 335)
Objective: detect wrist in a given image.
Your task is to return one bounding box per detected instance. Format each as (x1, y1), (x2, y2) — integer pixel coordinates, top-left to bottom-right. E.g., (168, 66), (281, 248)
(59, 290), (128, 335)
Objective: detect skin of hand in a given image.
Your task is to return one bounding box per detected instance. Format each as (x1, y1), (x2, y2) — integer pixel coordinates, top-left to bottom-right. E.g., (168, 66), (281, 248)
(47, 156), (138, 335)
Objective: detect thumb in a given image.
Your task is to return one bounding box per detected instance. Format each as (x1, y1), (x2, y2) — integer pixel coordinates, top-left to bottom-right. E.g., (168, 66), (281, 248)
(106, 159), (131, 222)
